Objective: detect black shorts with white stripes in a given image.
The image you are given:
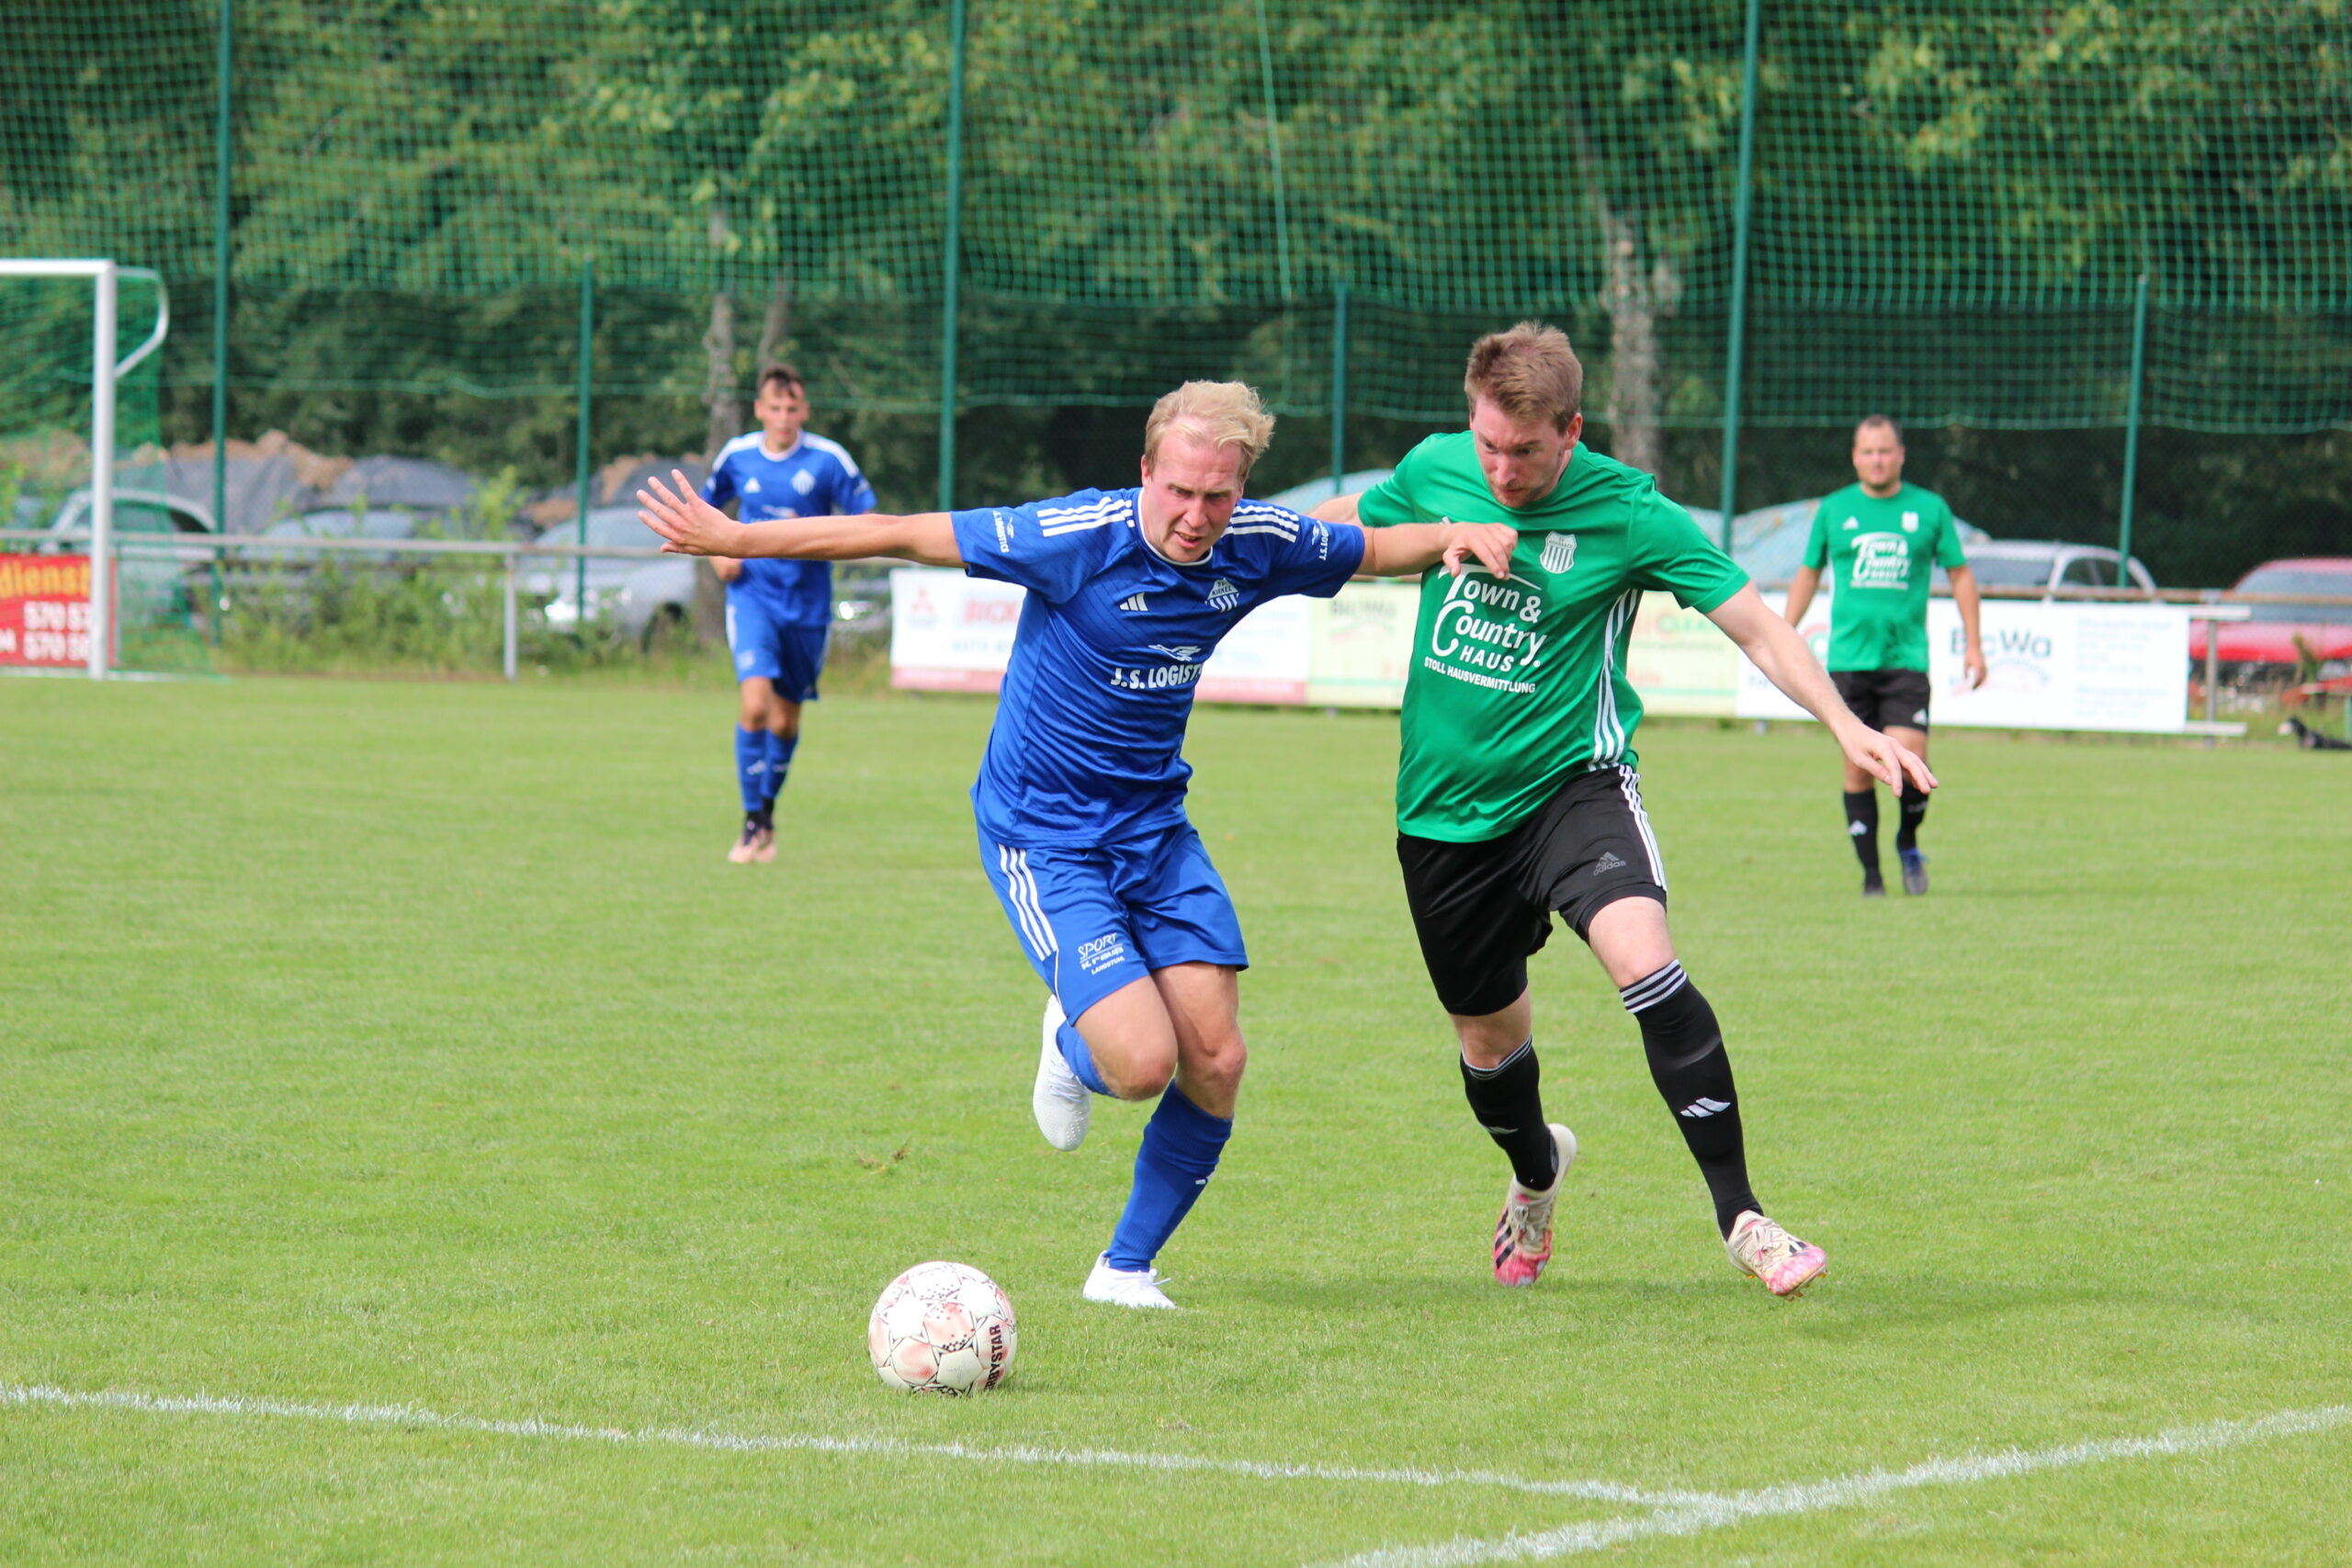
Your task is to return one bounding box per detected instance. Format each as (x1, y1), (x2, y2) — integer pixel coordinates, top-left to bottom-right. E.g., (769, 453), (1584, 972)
(1396, 764), (1668, 1019)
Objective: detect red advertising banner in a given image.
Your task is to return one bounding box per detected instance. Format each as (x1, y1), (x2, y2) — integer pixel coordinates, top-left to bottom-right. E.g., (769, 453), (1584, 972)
(0, 556), (93, 668)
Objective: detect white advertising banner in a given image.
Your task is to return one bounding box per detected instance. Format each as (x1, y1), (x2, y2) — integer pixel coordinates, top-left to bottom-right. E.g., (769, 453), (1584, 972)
(888, 568), (1025, 692)
(1736, 592), (2193, 733)
(894, 569), (2192, 734)
(888, 566), (1311, 701)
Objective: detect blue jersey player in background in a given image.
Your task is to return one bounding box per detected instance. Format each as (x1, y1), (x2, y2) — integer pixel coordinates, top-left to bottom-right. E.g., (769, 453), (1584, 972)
(640, 382), (1513, 1307)
(701, 364), (878, 863)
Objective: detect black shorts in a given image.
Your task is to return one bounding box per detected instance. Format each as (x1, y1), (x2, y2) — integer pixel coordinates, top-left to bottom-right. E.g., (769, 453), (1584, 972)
(1831, 667), (1931, 732)
(1396, 764), (1668, 1018)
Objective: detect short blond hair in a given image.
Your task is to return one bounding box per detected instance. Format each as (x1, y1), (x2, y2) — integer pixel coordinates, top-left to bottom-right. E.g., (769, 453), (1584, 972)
(1143, 380), (1276, 475)
(1464, 321), (1583, 431)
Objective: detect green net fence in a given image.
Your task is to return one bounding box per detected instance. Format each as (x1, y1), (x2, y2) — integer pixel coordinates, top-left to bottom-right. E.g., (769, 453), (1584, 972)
(3, 1), (2347, 547)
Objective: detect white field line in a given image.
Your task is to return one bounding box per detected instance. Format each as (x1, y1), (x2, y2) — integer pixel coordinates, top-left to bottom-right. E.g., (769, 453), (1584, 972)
(0, 1383), (1720, 1509)
(1329, 1403), (2352, 1568)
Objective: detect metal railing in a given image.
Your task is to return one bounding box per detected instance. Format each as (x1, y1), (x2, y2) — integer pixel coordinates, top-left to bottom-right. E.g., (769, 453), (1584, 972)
(6, 528), (676, 681)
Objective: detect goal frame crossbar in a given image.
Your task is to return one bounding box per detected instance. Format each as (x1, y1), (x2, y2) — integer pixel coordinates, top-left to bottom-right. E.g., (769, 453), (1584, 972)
(0, 258), (170, 677)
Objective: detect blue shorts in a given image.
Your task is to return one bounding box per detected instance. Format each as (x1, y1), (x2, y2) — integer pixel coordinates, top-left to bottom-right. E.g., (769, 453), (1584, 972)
(727, 598), (828, 702)
(979, 822), (1250, 1022)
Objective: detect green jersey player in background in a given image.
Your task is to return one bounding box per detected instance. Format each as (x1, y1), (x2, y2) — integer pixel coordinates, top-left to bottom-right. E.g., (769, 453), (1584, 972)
(1316, 323), (1934, 1299)
(1784, 416), (1985, 897)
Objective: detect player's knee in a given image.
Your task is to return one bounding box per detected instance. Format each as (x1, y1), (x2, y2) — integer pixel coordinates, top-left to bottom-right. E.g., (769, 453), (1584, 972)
(1098, 1045), (1176, 1102)
(1189, 1029), (1247, 1096)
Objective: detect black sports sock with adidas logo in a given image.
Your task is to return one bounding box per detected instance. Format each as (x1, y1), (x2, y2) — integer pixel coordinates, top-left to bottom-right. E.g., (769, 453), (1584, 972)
(1459, 1040), (1559, 1192)
(1894, 778), (1928, 852)
(1843, 789), (1881, 878)
(1622, 962), (1758, 1238)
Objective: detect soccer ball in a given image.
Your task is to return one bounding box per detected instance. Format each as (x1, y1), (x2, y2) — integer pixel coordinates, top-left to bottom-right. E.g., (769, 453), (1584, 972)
(867, 1261), (1018, 1395)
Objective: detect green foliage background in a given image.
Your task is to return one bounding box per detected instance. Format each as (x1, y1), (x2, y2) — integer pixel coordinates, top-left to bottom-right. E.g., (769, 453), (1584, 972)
(2, 0), (2347, 580)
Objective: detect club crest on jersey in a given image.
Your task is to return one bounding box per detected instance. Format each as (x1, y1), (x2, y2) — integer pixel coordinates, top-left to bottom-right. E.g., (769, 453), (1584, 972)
(793, 468), (817, 495)
(1207, 577), (1239, 612)
(1540, 532), (1577, 574)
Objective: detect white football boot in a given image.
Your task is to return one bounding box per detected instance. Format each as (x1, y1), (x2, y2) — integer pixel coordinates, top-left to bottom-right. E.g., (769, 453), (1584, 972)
(1033, 995), (1091, 1152)
(1493, 1123), (1577, 1286)
(1082, 1253), (1178, 1310)
(1724, 1210), (1828, 1298)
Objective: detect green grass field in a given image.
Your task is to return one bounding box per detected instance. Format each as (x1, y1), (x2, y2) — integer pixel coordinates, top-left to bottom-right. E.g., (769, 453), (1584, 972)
(4, 679), (2347, 1566)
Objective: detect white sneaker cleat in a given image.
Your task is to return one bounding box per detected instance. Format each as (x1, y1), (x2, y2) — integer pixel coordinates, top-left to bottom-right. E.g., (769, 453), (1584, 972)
(1032, 995), (1091, 1152)
(1082, 1252), (1178, 1310)
(1493, 1123), (1577, 1286)
(1724, 1209), (1828, 1298)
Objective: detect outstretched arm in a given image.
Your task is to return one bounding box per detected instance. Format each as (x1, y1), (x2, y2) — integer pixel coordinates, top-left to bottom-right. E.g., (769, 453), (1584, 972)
(1355, 520), (1519, 580)
(1707, 582), (1937, 793)
(1309, 493), (1363, 524)
(638, 471), (963, 568)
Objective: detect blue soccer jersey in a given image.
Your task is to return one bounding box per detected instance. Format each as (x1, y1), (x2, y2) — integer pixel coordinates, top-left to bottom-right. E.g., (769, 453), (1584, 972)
(702, 432), (878, 626)
(949, 489), (1366, 846)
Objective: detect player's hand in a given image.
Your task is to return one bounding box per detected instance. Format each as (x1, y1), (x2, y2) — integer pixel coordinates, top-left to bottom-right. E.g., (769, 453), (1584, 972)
(1437, 520), (1519, 579)
(713, 557), (743, 582)
(1842, 724), (1937, 794)
(637, 470), (741, 558)
(1964, 645), (1988, 690)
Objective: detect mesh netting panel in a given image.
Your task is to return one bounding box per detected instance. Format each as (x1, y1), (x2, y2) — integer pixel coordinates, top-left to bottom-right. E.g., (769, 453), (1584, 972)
(0, 276), (164, 503)
(1, 0), (2346, 438)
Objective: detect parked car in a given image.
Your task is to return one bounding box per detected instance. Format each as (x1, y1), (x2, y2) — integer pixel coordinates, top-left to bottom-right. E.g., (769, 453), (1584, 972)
(262, 506), (425, 562)
(38, 488), (223, 636)
(2189, 558), (2352, 669)
(529, 507), (696, 643)
(1932, 539), (2156, 597)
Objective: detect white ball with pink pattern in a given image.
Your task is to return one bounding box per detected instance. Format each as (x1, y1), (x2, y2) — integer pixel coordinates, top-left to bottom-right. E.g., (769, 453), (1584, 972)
(866, 1260), (1018, 1395)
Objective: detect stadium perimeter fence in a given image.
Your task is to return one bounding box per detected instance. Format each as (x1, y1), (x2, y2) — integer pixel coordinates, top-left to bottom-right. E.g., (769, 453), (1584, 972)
(2, 0), (2348, 668)
(0, 526), (899, 683)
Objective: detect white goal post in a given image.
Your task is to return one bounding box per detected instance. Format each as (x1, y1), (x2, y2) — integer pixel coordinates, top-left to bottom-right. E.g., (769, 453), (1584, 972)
(0, 259), (170, 677)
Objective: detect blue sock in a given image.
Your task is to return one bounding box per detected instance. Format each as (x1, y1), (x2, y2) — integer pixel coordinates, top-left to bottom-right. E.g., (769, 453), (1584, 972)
(734, 727), (769, 815)
(1057, 1020), (1110, 1095)
(763, 731), (799, 805)
(1104, 1086), (1232, 1272)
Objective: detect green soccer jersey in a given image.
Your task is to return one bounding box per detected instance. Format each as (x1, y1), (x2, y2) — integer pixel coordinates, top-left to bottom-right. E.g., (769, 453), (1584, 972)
(1358, 435), (1749, 842)
(1803, 482), (1966, 672)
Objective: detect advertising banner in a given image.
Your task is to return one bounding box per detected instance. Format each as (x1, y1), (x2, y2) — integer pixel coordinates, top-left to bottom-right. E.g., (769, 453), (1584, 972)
(1305, 581), (1420, 707)
(1736, 592), (2193, 733)
(1196, 594), (1311, 705)
(0, 556), (93, 669)
(891, 570), (2194, 734)
(888, 568), (1025, 692)
(1624, 595), (1740, 716)
(887, 566), (1313, 701)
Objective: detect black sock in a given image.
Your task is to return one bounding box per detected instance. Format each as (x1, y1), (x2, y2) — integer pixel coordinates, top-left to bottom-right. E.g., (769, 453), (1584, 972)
(1621, 964), (1758, 1238)
(1843, 789), (1881, 878)
(748, 807), (774, 832)
(1460, 1040), (1559, 1192)
(1894, 779), (1928, 852)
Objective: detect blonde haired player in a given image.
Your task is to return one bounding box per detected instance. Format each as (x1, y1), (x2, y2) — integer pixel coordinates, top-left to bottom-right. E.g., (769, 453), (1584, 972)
(644, 381), (1517, 1307)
